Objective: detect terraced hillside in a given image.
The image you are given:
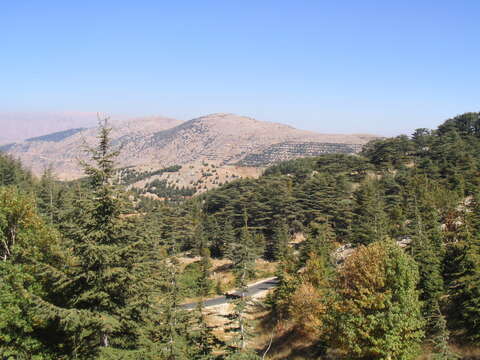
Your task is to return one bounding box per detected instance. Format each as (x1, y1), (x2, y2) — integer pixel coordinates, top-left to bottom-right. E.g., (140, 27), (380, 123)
(239, 141), (364, 166)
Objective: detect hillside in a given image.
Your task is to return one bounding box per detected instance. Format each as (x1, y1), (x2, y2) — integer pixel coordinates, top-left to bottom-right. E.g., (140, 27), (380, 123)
(3, 113), (377, 184)
(2, 112), (480, 359)
(2, 116), (182, 179)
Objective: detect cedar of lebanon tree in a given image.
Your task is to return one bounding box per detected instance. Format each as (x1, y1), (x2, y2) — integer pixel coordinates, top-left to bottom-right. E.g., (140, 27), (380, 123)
(55, 118), (163, 358)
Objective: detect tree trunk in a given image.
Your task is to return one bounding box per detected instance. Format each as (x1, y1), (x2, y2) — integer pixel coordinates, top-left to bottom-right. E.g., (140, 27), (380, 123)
(101, 333), (109, 347)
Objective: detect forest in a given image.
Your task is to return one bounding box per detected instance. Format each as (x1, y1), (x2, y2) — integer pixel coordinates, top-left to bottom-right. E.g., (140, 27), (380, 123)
(1, 112), (480, 359)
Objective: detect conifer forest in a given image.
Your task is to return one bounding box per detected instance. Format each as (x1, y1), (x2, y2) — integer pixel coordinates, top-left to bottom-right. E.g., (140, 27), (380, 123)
(2, 112), (480, 359)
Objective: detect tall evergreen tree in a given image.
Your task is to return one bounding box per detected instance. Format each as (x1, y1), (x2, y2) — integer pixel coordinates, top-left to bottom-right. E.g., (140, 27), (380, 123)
(269, 229), (298, 320)
(450, 231), (480, 344)
(189, 234), (223, 360)
(206, 215), (224, 258)
(407, 184), (445, 334)
(222, 220), (236, 258)
(264, 220), (289, 261)
(351, 180), (388, 245)
(226, 216), (259, 355)
(300, 220), (335, 265)
(50, 119), (165, 358)
(430, 308), (459, 360)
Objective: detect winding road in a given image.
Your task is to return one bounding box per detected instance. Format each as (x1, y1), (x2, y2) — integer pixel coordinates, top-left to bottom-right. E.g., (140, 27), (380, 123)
(182, 277), (279, 309)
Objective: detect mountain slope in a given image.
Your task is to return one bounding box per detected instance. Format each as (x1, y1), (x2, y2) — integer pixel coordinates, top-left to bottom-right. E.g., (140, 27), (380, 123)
(3, 113), (377, 180)
(4, 116), (182, 179)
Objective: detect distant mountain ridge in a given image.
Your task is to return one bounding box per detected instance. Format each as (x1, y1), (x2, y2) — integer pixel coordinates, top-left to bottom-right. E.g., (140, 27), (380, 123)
(0, 111), (102, 143)
(3, 113), (377, 180)
(25, 128), (86, 143)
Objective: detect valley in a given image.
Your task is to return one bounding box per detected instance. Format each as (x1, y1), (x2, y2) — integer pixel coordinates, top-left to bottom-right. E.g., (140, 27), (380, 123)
(2, 2), (478, 358)
(2, 112), (480, 359)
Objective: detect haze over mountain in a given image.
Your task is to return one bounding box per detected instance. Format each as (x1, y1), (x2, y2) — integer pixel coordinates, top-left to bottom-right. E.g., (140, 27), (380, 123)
(0, 112), (104, 144)
(2, 113), (377, 181)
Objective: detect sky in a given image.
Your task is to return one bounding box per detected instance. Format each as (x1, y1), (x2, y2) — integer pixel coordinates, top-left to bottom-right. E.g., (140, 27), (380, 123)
(1, 0), (479, 137)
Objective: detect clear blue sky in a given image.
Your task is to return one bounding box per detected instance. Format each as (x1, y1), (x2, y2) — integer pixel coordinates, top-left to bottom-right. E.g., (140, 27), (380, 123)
(1, 0), (479, 135)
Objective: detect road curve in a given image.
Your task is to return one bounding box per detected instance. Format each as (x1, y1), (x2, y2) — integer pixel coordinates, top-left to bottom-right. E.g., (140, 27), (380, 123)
(181, 277), (279, 310)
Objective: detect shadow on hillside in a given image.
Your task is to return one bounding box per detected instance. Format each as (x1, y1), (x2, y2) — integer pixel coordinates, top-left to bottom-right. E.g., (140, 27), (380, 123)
(256, 327), (327, 359)
(255, 309), (328, 360)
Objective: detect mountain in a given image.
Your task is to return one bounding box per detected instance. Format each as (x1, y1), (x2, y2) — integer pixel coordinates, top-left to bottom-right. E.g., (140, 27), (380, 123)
(3, 115), (182, 179)
(3, 113), (377, 184)
(25, 128), (87, 143)
(0, 111), (102, 143)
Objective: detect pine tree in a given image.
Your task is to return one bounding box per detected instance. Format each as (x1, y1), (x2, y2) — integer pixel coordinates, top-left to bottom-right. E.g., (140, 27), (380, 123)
(269, 235), (298, 320)
(50, 119), (165, 357)
(265, 220), (289, 261)
(196, 215), (213, 299)
(300, 220), (335, 265)
(206, 215), (224, 258)
(36, 167), (60, 224)
(0, 153), (33, 189)
(226, 216), (259, 355)
(295, 173), (352, 239)
(189, 230), (223, 360)
(410, 194), (445, 334)
(350, 180), (388, 245)
(156, 255), (192, 360)
(412, 232), (444, 332)
(227, 218), (258, 288)
(430, 307), (459, 360)
(446, 194), (480, 344)
(451, 232), (480, 343)
(188, 303), (222, 360)
(222, 220), (236, 258)
(188, 243), (223, 359)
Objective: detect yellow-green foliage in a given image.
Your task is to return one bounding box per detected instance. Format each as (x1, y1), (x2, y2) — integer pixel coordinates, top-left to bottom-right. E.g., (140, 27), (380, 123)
(333, 241), (424, 360)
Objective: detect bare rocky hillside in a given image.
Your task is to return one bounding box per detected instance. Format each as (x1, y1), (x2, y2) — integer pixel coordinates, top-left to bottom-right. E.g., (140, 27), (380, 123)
(2, 113), (377, 186)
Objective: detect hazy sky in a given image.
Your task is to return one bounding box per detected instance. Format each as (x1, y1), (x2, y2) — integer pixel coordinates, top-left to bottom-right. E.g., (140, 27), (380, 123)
(1, 1), (479, 136)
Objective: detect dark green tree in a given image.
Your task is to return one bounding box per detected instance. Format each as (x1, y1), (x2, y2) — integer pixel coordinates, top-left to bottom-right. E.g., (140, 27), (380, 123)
(450, 232), (480, 344)
(300, 220), (335, 265)
(51, 119), (165, 358)
(350, 180), (388, 245)
(430, 308), (459, 360)
(264, 220), (289, 261)
(226, 216), (260, 355)
(206, 215), (224, 258)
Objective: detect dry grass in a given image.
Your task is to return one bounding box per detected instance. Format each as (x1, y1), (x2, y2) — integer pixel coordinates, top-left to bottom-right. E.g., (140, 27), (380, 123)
(255, 259), (277, 279)
(210, 258), (277, 294)
(252, 316), (323, 360)
(450, 344), (480, 359)
(417, 343), (480, 359)
(177, 255), (201, 270)
(201, 284), (276, 348)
